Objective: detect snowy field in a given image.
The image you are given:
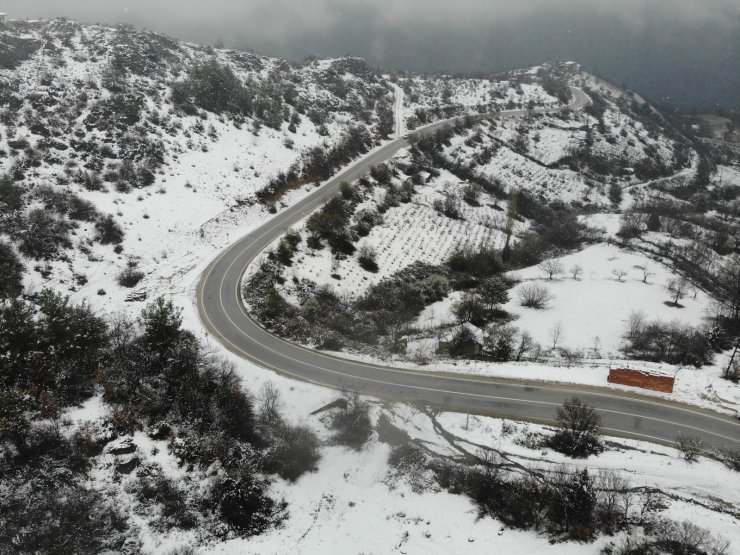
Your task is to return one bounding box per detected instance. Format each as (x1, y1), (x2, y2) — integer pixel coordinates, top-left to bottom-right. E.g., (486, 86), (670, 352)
(503, 243), (710, 356)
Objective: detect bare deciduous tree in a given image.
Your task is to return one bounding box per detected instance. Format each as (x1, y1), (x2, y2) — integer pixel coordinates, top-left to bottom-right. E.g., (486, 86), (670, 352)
(676, 433), (703, 462)
(618, 212), (648, 239)
(570, 264), (583, 280)
(638, 489), (663, 522)
(626, 310), (646, 340)
(539, 259), (563, 280)
(550, 320), (564, 350)
(632, 264), (653, 283)
(592, 336), (602, 358)
(259, 382), (283, 425)
(514, 330), (536, 361)
(612, 268), (628, 282)
(659, 521), (731, 555)
(595, 470), (633, 532)
(717, 255), (740, 320)
(667, 276), (689, 306)
(561, 347), (582, 367)
(722, 338), (740, 381)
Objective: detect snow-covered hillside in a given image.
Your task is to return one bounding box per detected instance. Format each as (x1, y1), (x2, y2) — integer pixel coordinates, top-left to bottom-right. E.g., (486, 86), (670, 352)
(273, 158), (513, 299)
(0, 18), (393, 312)
(398, 70), (563, 130)
(2, 17), (739, 555)
(439, 72), (690, 208)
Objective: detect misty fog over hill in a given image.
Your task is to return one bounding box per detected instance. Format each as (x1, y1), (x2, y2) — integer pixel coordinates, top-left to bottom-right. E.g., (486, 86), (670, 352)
(11, 0), (740, 112)
(263, 8), (740, 112)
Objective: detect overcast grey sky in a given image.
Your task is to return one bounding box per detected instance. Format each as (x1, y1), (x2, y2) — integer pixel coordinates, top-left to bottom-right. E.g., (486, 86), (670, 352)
(7, 1), (739, 46)
(4, 1), (740, 109)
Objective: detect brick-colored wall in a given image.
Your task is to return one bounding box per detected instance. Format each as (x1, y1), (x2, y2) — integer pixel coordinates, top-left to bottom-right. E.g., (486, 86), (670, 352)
(608, 368), (675, 393)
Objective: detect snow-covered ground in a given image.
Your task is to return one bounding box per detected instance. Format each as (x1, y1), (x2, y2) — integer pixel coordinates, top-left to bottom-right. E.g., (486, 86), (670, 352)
(66, 374), (740, 554)
(279, 159), (510, 298)
(305, 242), (740, 416)
(21, 118), (327, 311)
(5, 20), (738, 552)
(399, 73), (562, 130)
(503, 243), (710, 355)
(405, 244), (740, 416)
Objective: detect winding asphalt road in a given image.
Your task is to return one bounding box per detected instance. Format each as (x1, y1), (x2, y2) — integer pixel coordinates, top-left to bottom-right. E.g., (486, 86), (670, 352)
(197, 88), (740, 450)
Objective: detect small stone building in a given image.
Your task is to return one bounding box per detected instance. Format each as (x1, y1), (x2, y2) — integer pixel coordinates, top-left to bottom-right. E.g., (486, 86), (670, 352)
(438, 323), (485, 358)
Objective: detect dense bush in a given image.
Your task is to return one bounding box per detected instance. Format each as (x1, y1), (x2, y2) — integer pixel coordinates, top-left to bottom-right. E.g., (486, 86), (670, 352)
(210, 468), (286, 534)
(0, 173), (24, 212)
(35, 185), (99, 222)
(356, 266), (449, 334)
(0, 466), (131, 553)
(541, 77), (572, 104)
(0, 241), (24, 298)
(357, 244), (379, 272)
(256, 126), (373, 204)
(432, 459), (599, 540)
(306, 195), (357, 255)
(0, 289), (297, 543)
(623, 312), (713, 367)
(548, 397), (604, 458)
(19, 209), (73, 260)
(388, 442), (427, 471)
(604, 519), (730, 555)
(330, 392), (372, 450)
(447, 246), (505, 285)
(452, 293), (488, 327)
(95, 214), (125, 245)
(433, 194), (461, 218)
(118, 266), (145, 287)
(1, 381), (131, 553)
(134, 470), (197, 529)
(519, 282), (552, 309)
(353, 208), (383, 237)
(249, 258), (449, 348)
(244, 262), (306, 338)
(262, 422), (322, 482)
(171, 59), (252, 116)
(0, 291), (107, 404)
(0, 33), (42, 70)
(106, 298), (259, 439)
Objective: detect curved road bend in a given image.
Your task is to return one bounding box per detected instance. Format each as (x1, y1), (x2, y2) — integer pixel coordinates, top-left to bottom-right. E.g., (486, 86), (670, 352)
(198, 88), (740, 450)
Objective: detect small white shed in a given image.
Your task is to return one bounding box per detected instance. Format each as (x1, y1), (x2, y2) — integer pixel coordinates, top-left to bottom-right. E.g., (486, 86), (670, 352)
(0, 13), (7, 21)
